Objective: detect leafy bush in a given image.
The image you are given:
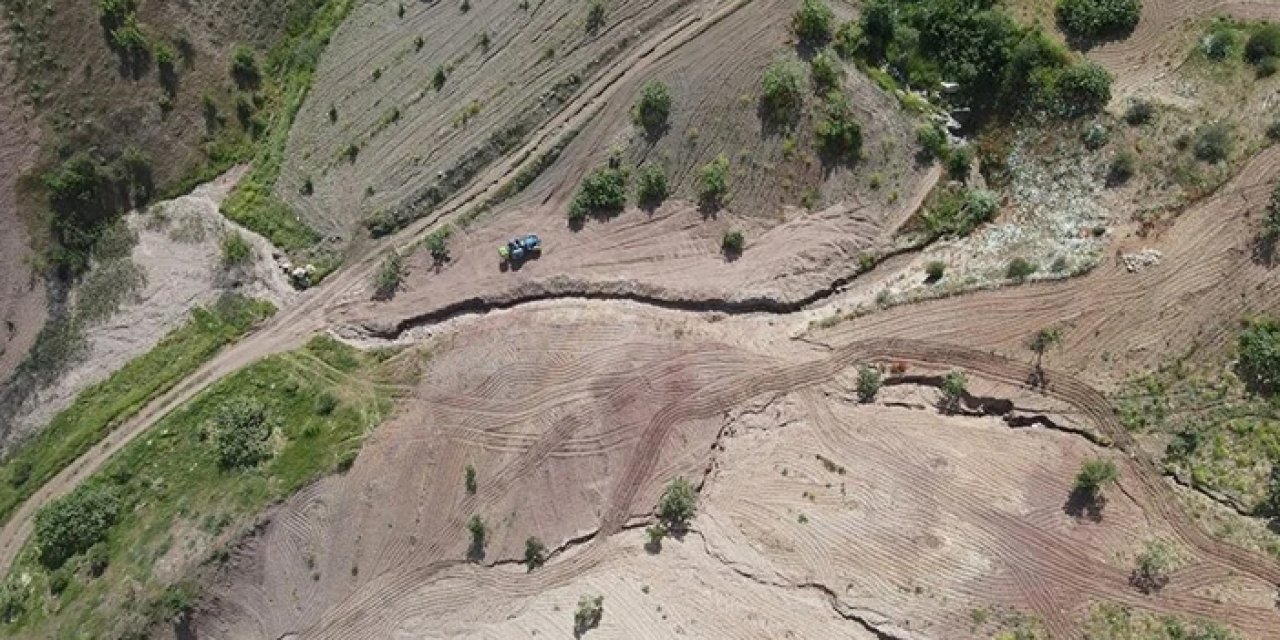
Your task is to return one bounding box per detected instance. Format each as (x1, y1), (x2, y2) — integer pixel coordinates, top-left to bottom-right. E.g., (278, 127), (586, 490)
(1124, 100), (1154, 125)
(1081, 123), (1109, 150)
(760, 58), (806, 126)
(635, 164), (669, 207)
(1193, 122), (1234, 163)
(1237, 316), (1280, 394)
(230, 46), (261, 88)
(699, 154), (730, 207)
(922, 187), (998, 238)
(632, 80), (673, 133)
(1245, 24), (1280, 65)
(856, 365), (883, 403)
(373, 252), (404, 300)
(1074, 458), (1118, 498)
(1131, 539), (1175, 593)
(833, 19), (862, 59)
(1055, 0), (1141, 40)
(220, 232), (252, 268)
(467, 514), (486, 559)
(916, 123), (949, 162)
(432, 65), (447, 90)
(1258, 55), (1279, 77)
(34, 484), (121, 569)
(925, 260), (946, 283)
(946, 145), (973, 180)
(809, 50), (841, 93)
(424, 226), (451, 265)
(110, 13), (151, 56)
(214, 398), (275, 470)
(658, 477), (697, 526)
(940, 371), (967, 413)
(569, 164), (628, 223)
(814, 91), (862, 162)
(1006, 256), (1038, 280)
(721, 230), (745, 255)
(574, 595), (604, 635)
(1202, 24), (1238, 61)
(585, 0), (606, 34)
(1052, 62), (1112, 118)
(1107, 151), (1136, 185)
(792, 0), (835, 44)
(465, 464), (477, 494)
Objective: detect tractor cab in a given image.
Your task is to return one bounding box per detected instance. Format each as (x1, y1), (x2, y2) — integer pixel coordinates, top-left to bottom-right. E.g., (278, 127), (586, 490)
(498, 234), (541, 263)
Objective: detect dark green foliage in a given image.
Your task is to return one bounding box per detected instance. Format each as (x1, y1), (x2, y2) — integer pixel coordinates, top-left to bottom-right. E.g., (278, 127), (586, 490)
(465, 464), (477, 494)
(635, 164), (669, 207)
(809, 50), (841, 92)
(833, 19), (862, 59)
(916, 123), (949, 162)
(574, 595), (604, 635)
(792, 0), (835, 45)
(34, 484), (121, 569)
(398, 2), (405, 18)
(432, 65), (447, 90)
(721, 230), (745, 255)
(1081, 123), (1109, 150)
(632, 80), (673, 133)
(698, 154), (730, 208)
(1124, 99), (1154, 125)
(1245, 24), (1280, 65)
(1193, 122), (1233, 163)
(525, 537), (546, 571)
(1006, 256), (1038, 280)
(922, 187), (998, 238)
(760, 58), (806, 127)
(425, 227), (451, 264)
(1258, 55), (1279, 77)
(856, 365), (883, 403)
(1055, 0), (1141, 40)
(1051, 62), (1113, 118)
(467, 515), (486, 560)
(569, 165), (628, 223)
(1108, 151), (1136, 186)
(373, 252), (404, 300)
(1237, 317), (1280, 394)
(214, 398), (276, 470)
(1202, 23), (1238, 61)
(925, 260), (945, 283)
(1131, 539), (1175, 594)
(42, 149), (153, 278)
(658, 477), (697, 526)
(940, 371), (967, 413)
(230, 46), (261, 89)
(585, 0), (606, 34)
(814, 91), (862, 163)
(946, 145), (972, 180)
(1074, 458), (1118, 498)
(312, 392), (339, 416)
(415, 35), (425, 51)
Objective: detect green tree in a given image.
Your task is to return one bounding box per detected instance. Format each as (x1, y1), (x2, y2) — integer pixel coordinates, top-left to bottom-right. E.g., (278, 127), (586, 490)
(425, 227), (451, 265)
(1006, 257), (1038, 280)
(467, 514), (486, 560)
(230, 45), (260, 88)
(635, 164), (669, 208)
(1055, 0), (1141, 40)
(940, 371), (967, 413)
(525, 536), (546, 571)
(1074, 458), (1118, 501)
(916, 124), (948, 162)
(1131, 539), (1176, 593)
(1052, 62), (1112, 118)
(699, 154), (730, 208)
(34, 484), (121, 569)
(1237, 316), (1280, 394)
(569, 164), (629, 223)
(214, 398), (275, 470)
(760, 58), (806, 127)
(658, 477), (697, 527)
(814, 91), (862, 163)
(792, 0), (835, 44)
(925, 261), (946, 283)
(574, 595), (604, 636)
(585, 0), (606, 34)
(373, 251), (404, 300)
(721, 230), (745, 255)
(1194, 122), (1234, 163)
(856, 365), (883, 403)
(1245, 24), (1280, 65)
(1029, 327), (1064, 373)
(809, 51), (841, 93)
(432, 65), (447, 90)
(465, 464), (477, 494)
(632, 80), (673, 133)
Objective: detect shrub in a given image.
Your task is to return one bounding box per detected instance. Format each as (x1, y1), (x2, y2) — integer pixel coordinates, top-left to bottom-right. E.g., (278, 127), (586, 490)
(856, 365), (883, 403)
(465, 464), (477, 494)
(721, 230), (745, 255)
(946, 145), (973, 180)
(34, 484), (121, 569)
(424, 227), (451, 265)
(1193, 122), (1233, 163)
(658, 477), (697, 526)
(585, 0), (606, 34)
(632, 80), (673, 133)
(1258, 55), (1279, 77)
(1074, 458), (1118, 499)
(1124, 100), (1154, 126)
(809, 51), (841, 93)
(110, 13), (151, 56)
(1245, 24), (1280, 65)
(525, 536), (546, 571)
(569, 165), (628, 222)
(760, 58), (806, 126)
(467, 515), (486, 559)
(792, 0), (835, 45)
(373, 251), (404, 300)
(1053, 62), (1112, 118)
(1237, 316), (1280, 394)
(1081, 123), (1109, 150)
(432, 65), (447, 90)
(1055, 0), (1141, 40)
(916, 124), (948, 162)
(940, 371), (967, 413)
(1202, 24), (1238, 61)
(574, 595), (604, 635)
(814, 91), (862, 162)
(922, 187), (998, 237)
(313, 391), (339, 416)
(1006, 256), (1038, 280)
(699, 154), (730, 207)
(925, 260), (945, 283)
(214, 398), (275, 470)
(1131, 539), (1176, 593)
(230, 46), (261, 88)
(646, 523), (667, 547)
(833, 20), (862, 59)
(1108, 151), (1136, 186)
(220, 232), (252, 268)
(635, 164), (669, 207)
(1029, 327), (1064, 359)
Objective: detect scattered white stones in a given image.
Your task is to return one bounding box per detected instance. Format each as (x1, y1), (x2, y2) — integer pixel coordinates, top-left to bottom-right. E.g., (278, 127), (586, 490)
(1121, 249), (1163, 273)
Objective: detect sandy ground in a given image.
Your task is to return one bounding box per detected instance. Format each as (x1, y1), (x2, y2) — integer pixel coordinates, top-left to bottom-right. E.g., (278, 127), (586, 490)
(3, 168), (297, 446)
(0, 21), (47, 386)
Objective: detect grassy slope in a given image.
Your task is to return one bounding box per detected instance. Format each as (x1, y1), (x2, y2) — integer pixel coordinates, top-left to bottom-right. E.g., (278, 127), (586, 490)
(0, 296), (275, 526)
(0, 336), (406, 637)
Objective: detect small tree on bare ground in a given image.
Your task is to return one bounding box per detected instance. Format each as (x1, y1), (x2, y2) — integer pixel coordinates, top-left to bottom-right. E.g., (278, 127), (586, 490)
(1028, 327), (1064, 389)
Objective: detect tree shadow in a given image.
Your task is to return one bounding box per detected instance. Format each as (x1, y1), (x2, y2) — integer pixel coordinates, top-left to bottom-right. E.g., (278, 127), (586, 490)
(1063, 487), (1104, 523)
(467, 538), (486, 563)
(1252, 234), (1277, 267)
(756, 99), (800, 139)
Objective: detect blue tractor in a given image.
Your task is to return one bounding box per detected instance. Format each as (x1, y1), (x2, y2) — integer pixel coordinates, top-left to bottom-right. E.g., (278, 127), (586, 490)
(498, 234), (541, 263)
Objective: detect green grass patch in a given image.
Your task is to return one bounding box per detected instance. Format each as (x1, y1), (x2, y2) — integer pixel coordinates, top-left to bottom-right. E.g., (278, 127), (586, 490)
(220, 0), (358, 254)
(0, 335), (404, 636)
(0, 295), (275, 526)
(1082, 602), (1242, 640)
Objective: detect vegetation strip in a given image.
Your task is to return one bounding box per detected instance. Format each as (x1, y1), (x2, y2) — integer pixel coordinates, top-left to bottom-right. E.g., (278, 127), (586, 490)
(0, 295), (275, 527)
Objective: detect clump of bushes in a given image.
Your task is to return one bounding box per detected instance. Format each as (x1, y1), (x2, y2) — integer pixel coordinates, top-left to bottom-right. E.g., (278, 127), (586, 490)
(1237, 316), (1280, 394)
(635, 164), (669, 207)
(1124, 99), (1154, 125)
(373, 251), (404, 300)
(1193, 122), (1234, 163)
(699, 154), (730, 208)
(1006, 256), (1038, 280)
(921, 187), (998, 238)
(658, 477), (697, 527)
(632, 80), (673, 133)
(808, 51), (841, 93)
(574, 595), (604, 635)
(760, 58), (806, 127)
(1073, 458), (1118, 514)
(814, 91), (862, 163)
(1245, 24), (1280, 68)
(214, 398), (276, 470)
(569, 164), (629, 224)
(916, 123), (949, 162)
(792, 0), (835, 45)
(34, 484), (121, 569)
(1055, 0), (1142, 41)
